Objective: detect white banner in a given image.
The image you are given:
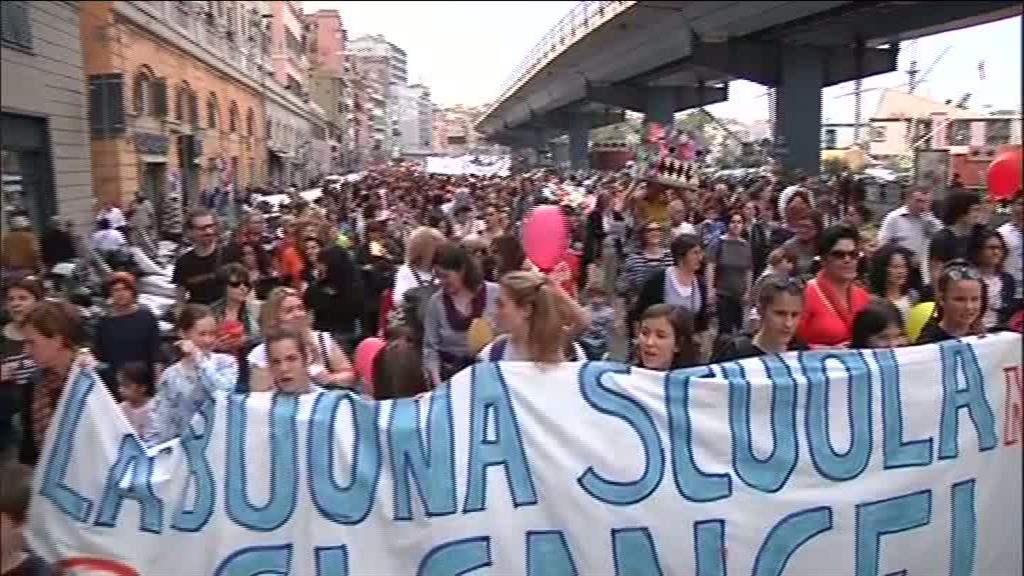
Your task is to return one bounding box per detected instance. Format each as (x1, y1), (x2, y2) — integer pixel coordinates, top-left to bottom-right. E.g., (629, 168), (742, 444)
(425, 155), (510, 176)
(29, 334), (1023, 575)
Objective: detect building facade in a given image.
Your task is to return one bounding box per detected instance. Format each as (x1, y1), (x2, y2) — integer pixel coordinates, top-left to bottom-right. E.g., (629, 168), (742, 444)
(80, 0), (271, 235)
(348, 34), (406, 158)
(2, 1), (93, 235)
(303, 9), (344, 77)
(269, 0), (306, 99)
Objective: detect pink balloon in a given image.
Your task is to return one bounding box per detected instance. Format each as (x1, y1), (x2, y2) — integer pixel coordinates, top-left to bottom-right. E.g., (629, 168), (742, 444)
(987, 148), (1022, 200)
(353, 337), (386, 393)
(522, 205), (569, 271)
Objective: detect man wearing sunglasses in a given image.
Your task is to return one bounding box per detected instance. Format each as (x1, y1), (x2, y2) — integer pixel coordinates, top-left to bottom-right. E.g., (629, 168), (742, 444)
(172, 208), (239, 310)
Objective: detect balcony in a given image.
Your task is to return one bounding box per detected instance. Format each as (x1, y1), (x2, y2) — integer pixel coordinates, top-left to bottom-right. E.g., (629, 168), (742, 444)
(130, 2), (269, 88)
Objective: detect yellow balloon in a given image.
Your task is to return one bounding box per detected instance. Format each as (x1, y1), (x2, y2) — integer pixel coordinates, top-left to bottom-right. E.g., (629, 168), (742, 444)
(466, 318), (495, 356)
(906, 301), (935, 342)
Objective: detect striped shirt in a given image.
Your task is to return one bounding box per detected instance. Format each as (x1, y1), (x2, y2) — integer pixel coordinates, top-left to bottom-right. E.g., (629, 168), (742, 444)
(618, 250), (672, 298)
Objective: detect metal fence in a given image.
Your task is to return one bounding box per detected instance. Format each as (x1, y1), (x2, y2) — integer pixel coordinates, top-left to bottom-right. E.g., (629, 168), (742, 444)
(479, 1), (635, 124)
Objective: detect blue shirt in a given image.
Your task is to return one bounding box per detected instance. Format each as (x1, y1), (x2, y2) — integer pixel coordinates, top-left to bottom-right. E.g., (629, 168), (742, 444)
(147, 353), (238, 445)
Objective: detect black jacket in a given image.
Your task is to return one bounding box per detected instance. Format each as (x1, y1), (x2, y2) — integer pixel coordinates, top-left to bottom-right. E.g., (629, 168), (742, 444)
(631, 268), (710, 333)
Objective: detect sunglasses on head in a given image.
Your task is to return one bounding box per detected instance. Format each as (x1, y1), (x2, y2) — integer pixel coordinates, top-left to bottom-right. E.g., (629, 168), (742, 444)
(942, 261), (981, 281)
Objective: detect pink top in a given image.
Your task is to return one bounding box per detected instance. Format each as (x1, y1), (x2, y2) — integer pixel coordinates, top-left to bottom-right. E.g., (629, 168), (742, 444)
(797, 275), (870, 348)
(120, 398), (155, 439)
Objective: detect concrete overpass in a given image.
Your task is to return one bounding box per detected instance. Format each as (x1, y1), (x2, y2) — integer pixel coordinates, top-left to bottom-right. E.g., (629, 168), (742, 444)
(477, 1), (1022, 172)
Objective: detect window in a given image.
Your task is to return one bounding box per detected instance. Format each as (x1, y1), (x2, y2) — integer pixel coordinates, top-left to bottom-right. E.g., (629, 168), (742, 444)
(228, 100), (239, 133)
(174, 82), (192, 123)
(870, 125), (886, 142)
(207, 94), (218, 129)
(246, 108), (255, 137)
(986, 119), (1011, 146)
(947, 120), (970, 146)
(822, 128), (837, 150)
(1, 1), (32, 50)
(132, 71), (150, 115)
(88, 73), (126, 137)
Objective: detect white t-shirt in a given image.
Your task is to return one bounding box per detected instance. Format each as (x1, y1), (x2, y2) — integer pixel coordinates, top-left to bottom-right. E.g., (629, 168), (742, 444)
(91, 228), (126, 253)
(998, 222), (1022, 299)
(477, 334), (587, 362)
(248, 330), (334, 377)
(101, 206), (126, 229)
(392, 264), (435, 307)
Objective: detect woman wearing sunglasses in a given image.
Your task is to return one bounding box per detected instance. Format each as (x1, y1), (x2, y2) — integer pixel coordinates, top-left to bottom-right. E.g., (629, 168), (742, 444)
(797, 224), (871, 349)
(249, 287), (355, 391)
(916, 262), (987, 344)
(211, 264), (262, 389)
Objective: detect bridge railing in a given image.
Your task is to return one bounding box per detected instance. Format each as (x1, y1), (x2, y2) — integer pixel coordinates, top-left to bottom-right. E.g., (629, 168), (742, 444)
(480, 1), (636, 126)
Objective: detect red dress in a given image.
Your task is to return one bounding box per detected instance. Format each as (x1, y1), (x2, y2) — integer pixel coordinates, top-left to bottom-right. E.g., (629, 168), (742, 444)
(797, 273), (870, 348)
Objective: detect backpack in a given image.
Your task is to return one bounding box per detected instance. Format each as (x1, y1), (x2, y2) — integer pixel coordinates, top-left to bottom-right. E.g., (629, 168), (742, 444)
(388, 269), (438, 341)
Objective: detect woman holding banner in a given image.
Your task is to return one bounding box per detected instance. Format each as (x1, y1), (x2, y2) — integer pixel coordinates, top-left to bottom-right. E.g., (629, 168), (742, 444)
(16, 300), (90, 465)
(797, 225), (871, 348)
(248, 287), (355, 391)
(634, 304), (701, 370)
(916, 262), (987, 344)
(713, 275), (807, 362)
(477, 271), (590, 363)
(147, 304), (238, 446)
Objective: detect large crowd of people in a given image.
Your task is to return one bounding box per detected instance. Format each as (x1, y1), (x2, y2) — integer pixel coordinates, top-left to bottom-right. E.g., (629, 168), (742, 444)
(0, 160), (1021, 573)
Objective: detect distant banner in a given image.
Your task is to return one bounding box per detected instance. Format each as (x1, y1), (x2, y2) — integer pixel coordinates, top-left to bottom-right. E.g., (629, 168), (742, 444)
(426, 155), (510, 176)
(29, 334), (1023, 575)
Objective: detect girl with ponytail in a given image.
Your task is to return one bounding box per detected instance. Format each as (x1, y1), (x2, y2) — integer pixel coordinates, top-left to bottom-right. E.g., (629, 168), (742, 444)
(478, 271), (590, 364)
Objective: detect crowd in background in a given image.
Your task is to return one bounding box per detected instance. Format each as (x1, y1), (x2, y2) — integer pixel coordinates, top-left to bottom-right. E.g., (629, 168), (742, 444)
(0, 159), (1022, 571)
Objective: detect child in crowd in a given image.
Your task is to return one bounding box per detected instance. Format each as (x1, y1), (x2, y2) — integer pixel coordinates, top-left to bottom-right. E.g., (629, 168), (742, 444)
(117, 361), (154, 439)
(579, 283), (616, 360)
(1, 460), (52, 576)
(746, 247), (796, 333)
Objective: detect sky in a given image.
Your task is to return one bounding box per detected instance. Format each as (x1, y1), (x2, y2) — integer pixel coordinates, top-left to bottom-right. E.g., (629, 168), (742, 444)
(304, 2), (1021, 121)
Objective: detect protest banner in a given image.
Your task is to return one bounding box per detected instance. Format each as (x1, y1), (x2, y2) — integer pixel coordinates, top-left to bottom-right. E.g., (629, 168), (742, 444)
(28, 333), (1023, 575)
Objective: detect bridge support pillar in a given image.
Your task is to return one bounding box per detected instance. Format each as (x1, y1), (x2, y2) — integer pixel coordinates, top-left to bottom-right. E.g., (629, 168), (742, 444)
(644, 87), (676, 128)
(568, 112), (590, 170)
(775, 46), (823, 176)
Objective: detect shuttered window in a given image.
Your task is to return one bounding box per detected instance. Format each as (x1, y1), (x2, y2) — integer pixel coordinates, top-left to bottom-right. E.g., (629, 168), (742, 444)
(153, 78), (168, 117)
(89, 73), (126, 137)
(1, 1), (32, 50)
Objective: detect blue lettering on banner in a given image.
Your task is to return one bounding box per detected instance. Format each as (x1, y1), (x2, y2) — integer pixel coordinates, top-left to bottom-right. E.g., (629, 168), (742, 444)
(315, 545), (349, 576)
(722, 357), (797, 493)
(950, 479), (976, 576)
(463, 363), (537, 513)
(938, 341), (997, 459)
(854, 489), (933, 576)
(93, 435), (168, 533)
(309, 391), (381, 525)
(875, 349), (932, 469)
(388, 387), (456, 520)
(526, 530), (578, 576)
(417, 536), (492, 576)
(226, 394), (298, 531)
(172, 400), (215, 531)
(802, 351), (872, 481)
(39, 370), (95, 522)
(694, 519), (726, 576)
(214, 543), (292, 576)
(752, 506), (833, 576)
(665, 367), (732, 502)
(577, 362), (664, 505)
(612, 527), (663, 576)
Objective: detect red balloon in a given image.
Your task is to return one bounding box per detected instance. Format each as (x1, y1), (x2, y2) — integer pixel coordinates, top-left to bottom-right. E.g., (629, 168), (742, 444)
(987, 148), (1022, 200)
(353, 337), (386, 394)
(522, 205), (569, 271)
